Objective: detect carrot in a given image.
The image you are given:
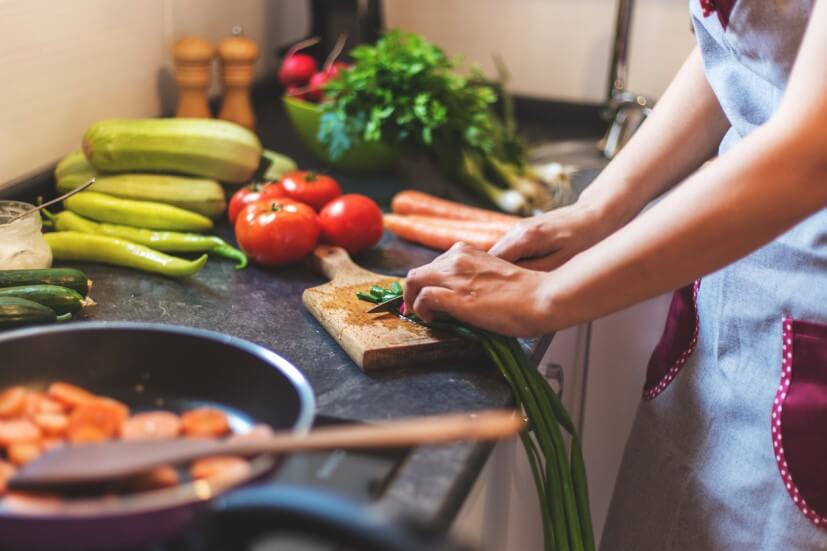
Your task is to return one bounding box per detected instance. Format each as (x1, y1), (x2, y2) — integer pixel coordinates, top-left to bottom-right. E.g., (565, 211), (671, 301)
(0, 419), (41, 447)
(0, 460), (15, 495)
(394, 214), (515, 234)
(128, 465), (180, 492)
(383, 213), (503, 251)
(190, 456), (251, 485)
(24, 392), (65, 417)
(8, 442), (41, 466)
(391, 190), (521, 224)
(67, 399), (128, 442)
(181, 408), (230, 438)
(48, 382), (96, 409)
(4, 491), (63, 512)
(0, 387), (27, 418)
(121, 411), (181, 441)
(33, 413), (69, 437)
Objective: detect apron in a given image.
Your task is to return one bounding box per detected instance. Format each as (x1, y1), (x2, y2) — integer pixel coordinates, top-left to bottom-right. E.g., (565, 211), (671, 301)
(600, 1), (827, 549)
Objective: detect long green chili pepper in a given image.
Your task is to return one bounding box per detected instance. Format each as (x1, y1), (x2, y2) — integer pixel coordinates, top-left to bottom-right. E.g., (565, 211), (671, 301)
(45, 232), (207, 278)
(47, 210), (247, 269)
(64, 191), (213, 232)
(356, 283), (595, 551)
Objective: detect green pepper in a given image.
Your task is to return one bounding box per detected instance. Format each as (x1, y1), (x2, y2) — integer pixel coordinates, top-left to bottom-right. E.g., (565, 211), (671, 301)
(63, 191), (213, 232)
(45, 232), (207, 278)
(49, 210), (247, 269)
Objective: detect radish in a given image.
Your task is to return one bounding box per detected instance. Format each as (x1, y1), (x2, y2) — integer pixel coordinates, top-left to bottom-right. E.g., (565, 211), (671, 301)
(306, 35), (351, 102)
(278, 37), (320, 88)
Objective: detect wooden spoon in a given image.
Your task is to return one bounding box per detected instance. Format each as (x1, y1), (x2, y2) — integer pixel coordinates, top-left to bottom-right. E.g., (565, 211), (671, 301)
(9, 410), (524, 492)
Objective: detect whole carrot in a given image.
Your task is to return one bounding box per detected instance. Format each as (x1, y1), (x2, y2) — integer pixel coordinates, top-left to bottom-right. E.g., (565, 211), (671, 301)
(391, 190), (522, 224)
(383, 214), (502, 251)
(395, 214), (516, 234)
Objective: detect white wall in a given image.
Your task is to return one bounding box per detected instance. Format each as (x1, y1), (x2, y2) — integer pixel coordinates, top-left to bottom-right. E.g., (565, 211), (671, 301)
(0, 0), (309, 188)
(385, 0), (696, 102)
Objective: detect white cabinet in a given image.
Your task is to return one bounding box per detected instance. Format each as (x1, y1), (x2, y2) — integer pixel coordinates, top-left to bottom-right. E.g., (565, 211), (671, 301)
(452, 293), (672, 550)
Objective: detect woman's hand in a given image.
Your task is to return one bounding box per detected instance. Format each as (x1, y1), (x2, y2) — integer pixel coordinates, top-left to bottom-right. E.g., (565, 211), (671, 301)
(489, 200), (613, 271)
(404, 242), (553, 337)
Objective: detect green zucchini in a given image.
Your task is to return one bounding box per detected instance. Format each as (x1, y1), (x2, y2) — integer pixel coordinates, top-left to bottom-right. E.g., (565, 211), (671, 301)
(0, 297), (66, 329)
(0, 268), (89, 297)
(82, 118), (262, 184)
(55, 151), (227, 219)
(257, 148), (298, 182)
(0, 285), (83, 314)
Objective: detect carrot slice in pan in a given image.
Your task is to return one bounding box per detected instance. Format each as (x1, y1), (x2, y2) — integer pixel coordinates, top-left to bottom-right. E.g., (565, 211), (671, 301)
(0, 387), (27, 418)
(33, 413), (69, 437)
(8, 442), (41, 466)
(47, 382), (96, 409)
(0, 419), (41, 447)
(0, 460), (15, 495)
(191, 456), (251, 485)
(67, 399), (129, 441)
(24, 392), (66, 417)
(128, 465), (180, 492)
(121, 411), (181, 440)
(181, 408), (230, 438)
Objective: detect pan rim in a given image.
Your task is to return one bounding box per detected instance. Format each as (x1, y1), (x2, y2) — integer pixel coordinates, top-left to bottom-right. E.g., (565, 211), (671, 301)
(0, 321), (316, 520)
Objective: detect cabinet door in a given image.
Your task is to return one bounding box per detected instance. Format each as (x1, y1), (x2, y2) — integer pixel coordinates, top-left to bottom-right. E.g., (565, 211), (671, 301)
(582, 293), (672, 545)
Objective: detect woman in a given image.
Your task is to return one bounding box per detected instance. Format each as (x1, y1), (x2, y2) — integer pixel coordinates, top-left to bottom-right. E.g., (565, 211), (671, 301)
(404, 0), (827, 548)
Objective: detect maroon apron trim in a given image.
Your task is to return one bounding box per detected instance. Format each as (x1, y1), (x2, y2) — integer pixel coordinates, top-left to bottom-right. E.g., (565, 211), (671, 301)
(772, 317), (827, 529)
(643, 279), (701, 400)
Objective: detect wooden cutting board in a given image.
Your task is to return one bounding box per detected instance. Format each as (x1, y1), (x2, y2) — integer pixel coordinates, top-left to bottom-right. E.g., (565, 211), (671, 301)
(302, 246), (477, 371)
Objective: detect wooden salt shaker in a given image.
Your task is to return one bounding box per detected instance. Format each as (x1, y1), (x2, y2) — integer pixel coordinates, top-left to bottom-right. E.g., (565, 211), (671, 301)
(172, 37), (214, 118)
(217, 27), (258, 130)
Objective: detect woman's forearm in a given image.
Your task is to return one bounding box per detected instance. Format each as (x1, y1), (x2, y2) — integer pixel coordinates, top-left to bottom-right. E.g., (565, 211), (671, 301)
(544, 114), (827, 329)
(580, 48), (730, 229)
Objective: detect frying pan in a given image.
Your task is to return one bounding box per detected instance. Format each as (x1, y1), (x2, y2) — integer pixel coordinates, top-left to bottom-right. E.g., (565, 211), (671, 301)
(0, 321), (317, 550)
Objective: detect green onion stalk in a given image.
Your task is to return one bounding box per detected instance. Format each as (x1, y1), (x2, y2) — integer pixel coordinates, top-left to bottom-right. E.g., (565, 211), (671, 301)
(358, 284), (594, 551)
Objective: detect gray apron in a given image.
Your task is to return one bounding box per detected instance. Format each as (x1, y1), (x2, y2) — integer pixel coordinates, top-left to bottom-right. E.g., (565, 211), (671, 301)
(600, 1), (827, 549)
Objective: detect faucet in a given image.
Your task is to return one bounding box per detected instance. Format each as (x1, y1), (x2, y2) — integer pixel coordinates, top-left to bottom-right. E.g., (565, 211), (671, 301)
(598, 0), (653, 159)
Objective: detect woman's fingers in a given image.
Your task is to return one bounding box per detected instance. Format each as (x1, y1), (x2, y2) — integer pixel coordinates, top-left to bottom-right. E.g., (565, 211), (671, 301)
(518, 251), (573, 272)
(411, 286), (457, 322)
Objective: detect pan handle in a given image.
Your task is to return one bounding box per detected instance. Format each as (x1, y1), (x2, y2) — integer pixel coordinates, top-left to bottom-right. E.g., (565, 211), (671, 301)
(207, 485), (457, 551)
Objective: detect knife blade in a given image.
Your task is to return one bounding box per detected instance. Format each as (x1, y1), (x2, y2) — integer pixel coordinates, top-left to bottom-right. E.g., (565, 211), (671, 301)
(367, 295), (404, 314)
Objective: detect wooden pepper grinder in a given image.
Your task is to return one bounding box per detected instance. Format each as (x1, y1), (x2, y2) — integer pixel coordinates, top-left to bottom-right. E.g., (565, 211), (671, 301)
(172, 36), (214, 118)
(217, 26), (258, 130)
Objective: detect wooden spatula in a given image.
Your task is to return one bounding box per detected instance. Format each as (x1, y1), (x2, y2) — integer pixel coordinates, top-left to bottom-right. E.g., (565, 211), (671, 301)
(302, 246), (478, 371)
(9, 410), (524, 492)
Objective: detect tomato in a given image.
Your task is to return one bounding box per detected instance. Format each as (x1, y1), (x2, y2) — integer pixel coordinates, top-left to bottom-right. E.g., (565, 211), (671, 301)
(318, 194), (384, 254)
(279, 171), (341, 211)
(228, 183), (288, 224)
(234, 199), (320, 266)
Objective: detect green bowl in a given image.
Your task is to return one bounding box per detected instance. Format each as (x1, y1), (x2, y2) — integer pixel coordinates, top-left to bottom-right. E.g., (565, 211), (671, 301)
(282, 96), (398, 173)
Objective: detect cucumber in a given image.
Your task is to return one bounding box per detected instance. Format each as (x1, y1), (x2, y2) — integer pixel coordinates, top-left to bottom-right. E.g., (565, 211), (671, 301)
(0, 268), (89, 297)
(55, 151), (227, 219)
(0, 285), (83, 315)
(82, 118), (262, 184)
(0, 297), (63, 329)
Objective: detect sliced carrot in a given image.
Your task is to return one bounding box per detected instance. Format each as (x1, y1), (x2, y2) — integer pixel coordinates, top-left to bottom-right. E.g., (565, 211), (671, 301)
(181, 408), (230, 438)
(4, 491), (63, 513)
(33, 413), (69, 437)
(0, 460), (15, 495)
(23, 392), (65, 418)
(383, 213), (503, 252)
(47, 382), (96, 409)
(67, 425), (108, 444)
(7, 442), (41, 466)
(121, 411), (181, 441)
(128, 465), (180, 492)
(0, 387), (27, 418)
(190, 456), (251, 485)
(0, 419), (41, 447)
(391, 190), (521, 224)
(67, 399), (128, 441)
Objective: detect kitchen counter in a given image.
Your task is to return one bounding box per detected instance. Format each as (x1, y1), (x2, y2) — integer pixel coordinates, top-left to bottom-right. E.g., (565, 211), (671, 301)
(1, 82), (605, 537)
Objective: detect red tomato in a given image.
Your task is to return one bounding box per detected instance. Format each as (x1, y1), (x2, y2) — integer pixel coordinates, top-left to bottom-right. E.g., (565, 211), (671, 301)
(318, 194), (383, 254)
(279, 171), (341, 211)
(235, 199), (320, 266)
(228, 183), (288, 224)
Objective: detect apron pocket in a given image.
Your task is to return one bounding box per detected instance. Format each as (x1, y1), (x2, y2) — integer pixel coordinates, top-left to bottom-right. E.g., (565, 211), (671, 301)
(773, 317), (827, 529)
(643, 280), (701, 400)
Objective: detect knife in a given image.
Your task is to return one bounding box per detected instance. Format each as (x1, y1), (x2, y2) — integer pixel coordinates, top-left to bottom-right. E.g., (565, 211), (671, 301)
(367, 295), (404, 314)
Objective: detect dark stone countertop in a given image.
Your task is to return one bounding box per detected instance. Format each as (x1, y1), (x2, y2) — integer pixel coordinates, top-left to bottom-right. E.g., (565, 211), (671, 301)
(1, 84), (604, 534)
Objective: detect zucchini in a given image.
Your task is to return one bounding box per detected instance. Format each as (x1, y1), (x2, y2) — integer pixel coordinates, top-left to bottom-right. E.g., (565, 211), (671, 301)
(257, 149), (298, 182)
(0, 268), (89, 297)
(0, 297), (65, 329)
(0, 285), (83, 315)
(55, 151), (227, 219)
(82, 118), (262, 184)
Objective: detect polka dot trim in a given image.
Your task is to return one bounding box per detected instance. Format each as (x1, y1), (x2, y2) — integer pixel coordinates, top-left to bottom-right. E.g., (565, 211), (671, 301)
(773, 317), (827, 529)
(643, 279), (701, 401)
